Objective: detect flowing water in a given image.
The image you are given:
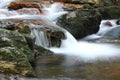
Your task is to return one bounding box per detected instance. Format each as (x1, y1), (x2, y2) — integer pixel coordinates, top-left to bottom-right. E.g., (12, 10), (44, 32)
(0, 0), (120, 80)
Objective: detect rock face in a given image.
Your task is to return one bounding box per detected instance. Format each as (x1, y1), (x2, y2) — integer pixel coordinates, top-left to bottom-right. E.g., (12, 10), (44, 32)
(0, 28), (34, 76)
(57, 10), (102, 39)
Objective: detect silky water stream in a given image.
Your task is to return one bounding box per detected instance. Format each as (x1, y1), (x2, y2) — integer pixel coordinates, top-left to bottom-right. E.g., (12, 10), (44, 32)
(35, 20), (120, 80)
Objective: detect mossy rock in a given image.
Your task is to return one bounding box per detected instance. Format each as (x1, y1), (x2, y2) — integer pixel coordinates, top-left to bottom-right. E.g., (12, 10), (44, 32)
(0, 47), (34, 76)
(34, 45), (53, 56)
(98, 0), (115, 6)
(0, 28), (35, 76)
(99, 6), (120, 19)
(57, 10), (102, 39)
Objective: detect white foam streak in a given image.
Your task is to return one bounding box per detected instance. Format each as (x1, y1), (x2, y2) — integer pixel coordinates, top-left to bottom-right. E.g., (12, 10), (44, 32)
(0, 0), (15, 9)
(42, 3), (68, 21)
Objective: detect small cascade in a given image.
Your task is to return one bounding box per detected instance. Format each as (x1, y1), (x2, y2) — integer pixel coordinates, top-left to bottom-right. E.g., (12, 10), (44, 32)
(31, 27), (49, 48)
(0, 2), (67, 48)
(49, 20), (120, 61)
(83, 19), (119, 40)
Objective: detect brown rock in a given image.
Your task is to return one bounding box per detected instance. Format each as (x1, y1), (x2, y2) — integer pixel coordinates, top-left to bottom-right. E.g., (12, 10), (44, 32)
(104, 21), (113, 27)
(53, 0), (68, 2)
(8, 2), (42, 12)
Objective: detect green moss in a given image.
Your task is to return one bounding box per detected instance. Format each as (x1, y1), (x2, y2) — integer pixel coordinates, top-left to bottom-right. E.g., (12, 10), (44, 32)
(35, 45), (53, 56)
(99, 6), (120, 19)
(0, 28), (35, 76)
(83, 4), (94, 9)
(57, 10), (101, 39)
(19, 26), (31, 34)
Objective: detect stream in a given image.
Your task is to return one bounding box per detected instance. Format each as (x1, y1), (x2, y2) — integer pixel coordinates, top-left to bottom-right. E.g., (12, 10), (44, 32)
(0, 0), (120, 80)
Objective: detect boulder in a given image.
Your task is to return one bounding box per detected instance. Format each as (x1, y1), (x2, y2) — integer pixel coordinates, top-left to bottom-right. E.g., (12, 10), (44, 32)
(0, 28), (34, 76)
(57, 10), (102, 39)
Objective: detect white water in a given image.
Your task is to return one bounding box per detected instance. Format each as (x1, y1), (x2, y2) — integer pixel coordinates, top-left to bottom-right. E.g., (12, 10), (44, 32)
(31, 27), (49, 48)
(0, 2), (67, 47)
(0, 3), (68, 22)
(49, 20), (120, 61)
(0, 0), (16, 9)
(97, 19), (118, 36)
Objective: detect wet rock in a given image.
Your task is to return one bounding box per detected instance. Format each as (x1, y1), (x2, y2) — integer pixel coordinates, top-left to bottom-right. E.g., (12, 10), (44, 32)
(34, 45), (53, 56)
(57, 10), (102, 39)
(116, 19), (120, 25)
(104, 21), (113, 27)
(46, 31), (66, 47)
(8, 1), (42, 12)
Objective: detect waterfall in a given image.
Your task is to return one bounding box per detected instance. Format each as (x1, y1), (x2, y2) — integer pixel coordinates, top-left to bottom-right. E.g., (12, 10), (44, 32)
(0, 2), (67, 48)
(49, 20), (120, 61)
(31, 28), (49, 48)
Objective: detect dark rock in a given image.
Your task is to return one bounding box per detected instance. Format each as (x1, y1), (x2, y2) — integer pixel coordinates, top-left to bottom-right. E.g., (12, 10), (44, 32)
(104, 21), (113, 27)
(99, 6), (120, 19)
(57, 10), (102, 39)
(116, 19), (120, 25)
(46, 30), (66, 47)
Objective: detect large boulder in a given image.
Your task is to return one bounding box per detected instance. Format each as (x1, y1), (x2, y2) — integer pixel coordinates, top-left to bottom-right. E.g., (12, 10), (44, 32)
(57, 10), (102, 39)
(0, 28), (34, 76)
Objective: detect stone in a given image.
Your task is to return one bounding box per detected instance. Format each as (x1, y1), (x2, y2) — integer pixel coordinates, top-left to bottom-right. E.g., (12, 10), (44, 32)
(0, 28), (34, 76)
(8, 1), (42, 12)
(57, 9), (102, 39)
